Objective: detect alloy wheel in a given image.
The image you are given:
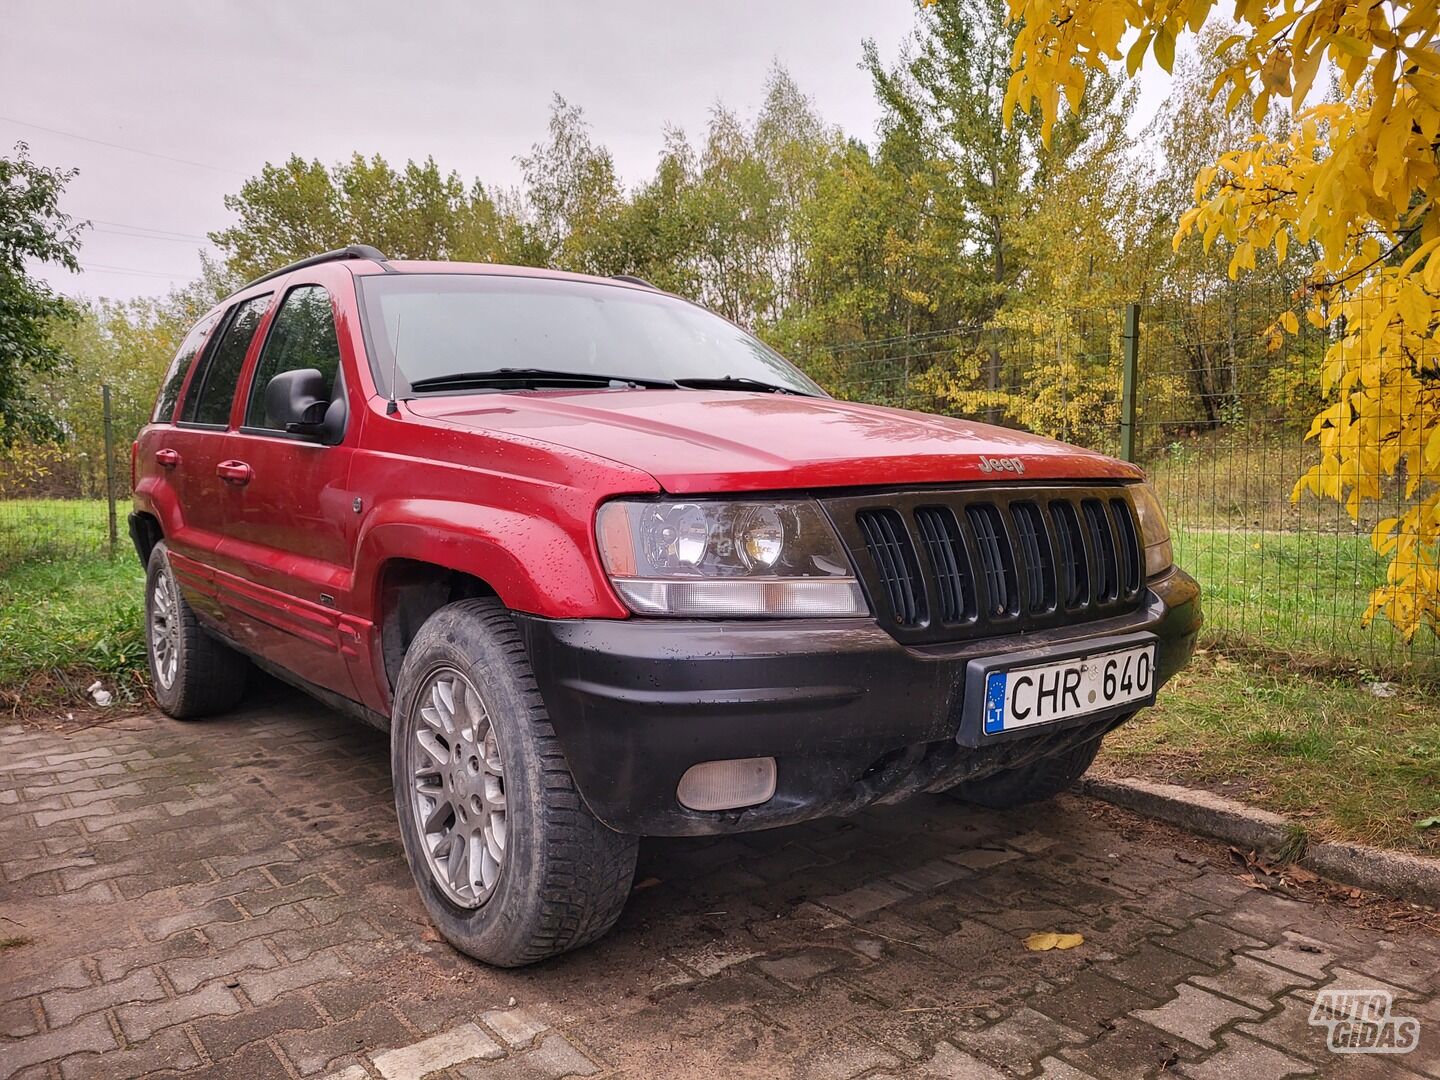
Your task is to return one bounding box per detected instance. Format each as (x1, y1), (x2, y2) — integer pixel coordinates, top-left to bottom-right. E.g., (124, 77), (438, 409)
(149, 573), (180, 690)
(408, 667), (508, 907)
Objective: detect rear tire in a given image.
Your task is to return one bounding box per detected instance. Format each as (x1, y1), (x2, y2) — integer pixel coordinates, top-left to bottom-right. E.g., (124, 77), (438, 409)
(390, 598), (638, 967)
(951, 736), (1102, 809)
(145, 542), (249, 719)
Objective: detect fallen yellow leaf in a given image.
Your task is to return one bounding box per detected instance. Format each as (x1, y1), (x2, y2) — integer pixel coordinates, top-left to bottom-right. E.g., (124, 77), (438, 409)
(1023, 931), (1084, 951)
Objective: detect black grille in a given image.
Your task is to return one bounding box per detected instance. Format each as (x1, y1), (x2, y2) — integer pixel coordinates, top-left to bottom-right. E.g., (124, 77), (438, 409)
(1051, 500), (1089, 607)
(1011, 502), (1056, 613)
(914, 507), (975, 623)
(1083, 499), (1119, 603)
(1110, 498), (1142, 595)
(856, 508), (925, 627)
(833, 485), (1146, 644)
(966, 504), (1018, 618)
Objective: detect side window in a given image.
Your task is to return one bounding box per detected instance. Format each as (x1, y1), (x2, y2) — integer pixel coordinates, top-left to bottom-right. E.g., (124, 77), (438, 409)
(180, 294), (271, 426)
(244, 285), (342, 430)
(153, 312), (220, 422)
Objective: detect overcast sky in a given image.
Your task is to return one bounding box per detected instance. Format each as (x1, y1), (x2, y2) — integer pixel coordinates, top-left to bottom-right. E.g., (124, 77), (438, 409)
(3, 0), (925, 302)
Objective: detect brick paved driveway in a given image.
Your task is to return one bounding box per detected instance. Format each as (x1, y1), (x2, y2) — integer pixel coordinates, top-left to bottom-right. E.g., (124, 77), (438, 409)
(2, 691), (1437, 1080)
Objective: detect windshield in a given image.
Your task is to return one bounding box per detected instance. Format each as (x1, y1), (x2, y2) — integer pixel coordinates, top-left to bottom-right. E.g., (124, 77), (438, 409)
(358, 273), (825, 397)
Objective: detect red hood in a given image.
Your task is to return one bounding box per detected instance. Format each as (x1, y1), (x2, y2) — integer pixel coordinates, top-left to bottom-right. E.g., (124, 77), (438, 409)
(402, 389), (1142, 494)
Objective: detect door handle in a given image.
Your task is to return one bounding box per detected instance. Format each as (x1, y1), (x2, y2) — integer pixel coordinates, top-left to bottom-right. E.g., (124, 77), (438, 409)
(155, 448), (180, 468)
(216, 460), (253, 486)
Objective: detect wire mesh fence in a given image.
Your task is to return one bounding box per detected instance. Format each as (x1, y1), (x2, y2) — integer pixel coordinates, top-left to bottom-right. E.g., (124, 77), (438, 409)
(0, 385), (124, 574)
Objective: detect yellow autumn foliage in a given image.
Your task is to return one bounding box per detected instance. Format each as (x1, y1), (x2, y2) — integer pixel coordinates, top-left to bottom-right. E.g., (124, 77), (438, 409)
(999, 0), (1440, 641)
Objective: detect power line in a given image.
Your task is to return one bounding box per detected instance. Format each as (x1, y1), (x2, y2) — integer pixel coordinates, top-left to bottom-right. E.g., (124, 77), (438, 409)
(80, 262), (194, 279)
(89, 218), (210, 242)
(93, 226), (212, 246)
(0, 114), (245, 176)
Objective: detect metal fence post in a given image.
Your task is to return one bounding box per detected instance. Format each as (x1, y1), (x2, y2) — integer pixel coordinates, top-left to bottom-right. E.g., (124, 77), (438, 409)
(102, 384), (118, 559)
(1119, 303), (1140, 463)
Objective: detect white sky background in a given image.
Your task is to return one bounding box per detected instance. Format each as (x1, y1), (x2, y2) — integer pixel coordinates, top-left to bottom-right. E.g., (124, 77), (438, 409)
(2, 0), (1175, 304)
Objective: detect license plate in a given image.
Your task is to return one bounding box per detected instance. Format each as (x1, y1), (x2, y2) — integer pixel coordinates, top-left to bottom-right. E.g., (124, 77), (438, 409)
(982, 642), (1157, 736)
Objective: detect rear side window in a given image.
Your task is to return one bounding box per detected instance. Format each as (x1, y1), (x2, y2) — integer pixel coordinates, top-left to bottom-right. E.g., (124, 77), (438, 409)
(153, 311), (220, 422)
(180, 294), (271, 426)
(244, 285), (342, 430)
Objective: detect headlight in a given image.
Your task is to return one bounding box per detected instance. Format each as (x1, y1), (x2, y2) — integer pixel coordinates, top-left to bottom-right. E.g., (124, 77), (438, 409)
(596, 499), (868, 617)
(1131, 484), (1173, 577)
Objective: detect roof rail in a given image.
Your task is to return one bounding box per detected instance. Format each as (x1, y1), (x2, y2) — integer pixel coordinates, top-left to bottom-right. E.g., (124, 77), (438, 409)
(611, 274), (656, 288)
(244, 244), (393, 289)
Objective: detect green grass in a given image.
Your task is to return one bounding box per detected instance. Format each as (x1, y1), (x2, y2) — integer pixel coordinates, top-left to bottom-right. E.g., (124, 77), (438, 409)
(0, 547), (146, 710)
(1102, 650), (1440, 853)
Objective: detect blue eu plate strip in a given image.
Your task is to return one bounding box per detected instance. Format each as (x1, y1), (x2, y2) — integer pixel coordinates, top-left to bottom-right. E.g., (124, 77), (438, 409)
(984, 671), (1007, 734)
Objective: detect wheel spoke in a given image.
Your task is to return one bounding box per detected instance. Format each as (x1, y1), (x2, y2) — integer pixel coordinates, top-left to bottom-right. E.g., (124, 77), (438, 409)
(421, 795), (453, 834)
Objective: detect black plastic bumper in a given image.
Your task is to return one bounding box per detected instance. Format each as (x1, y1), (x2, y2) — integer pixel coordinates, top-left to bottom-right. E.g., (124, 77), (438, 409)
(517, 566), (1201, 837)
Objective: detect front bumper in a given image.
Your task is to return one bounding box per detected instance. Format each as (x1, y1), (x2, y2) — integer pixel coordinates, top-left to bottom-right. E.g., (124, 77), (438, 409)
(517, 566), (1200, 837)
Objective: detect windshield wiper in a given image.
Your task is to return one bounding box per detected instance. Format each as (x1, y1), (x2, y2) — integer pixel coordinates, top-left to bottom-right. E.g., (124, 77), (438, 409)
(671, 375), (816, 396)
(407, 368), (679, 392)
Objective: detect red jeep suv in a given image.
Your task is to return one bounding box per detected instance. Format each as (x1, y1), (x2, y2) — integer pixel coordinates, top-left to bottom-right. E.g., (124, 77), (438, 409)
(131, 245), (1200, 966)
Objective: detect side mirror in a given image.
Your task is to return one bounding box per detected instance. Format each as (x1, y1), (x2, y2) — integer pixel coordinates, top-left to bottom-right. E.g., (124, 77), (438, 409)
(264, 368), (345, 444)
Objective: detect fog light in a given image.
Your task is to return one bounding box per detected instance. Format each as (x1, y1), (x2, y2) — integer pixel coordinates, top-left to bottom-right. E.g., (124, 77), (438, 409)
(676, 757), (777, 811)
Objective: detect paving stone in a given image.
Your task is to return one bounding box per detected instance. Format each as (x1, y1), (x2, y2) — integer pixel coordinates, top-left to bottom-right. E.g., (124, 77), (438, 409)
(1157, 920), (1267, 968)
(757, 947), (858, 988)
(1131, 984), (1262, 1050)
(456, 1034), (599, 1079)
(58, 1026), (202, 1079)
(2, 958), (93, 1002)
(483, 1008), (550, 1048)
(143, 899), (244, 942)
(42, 969), (165, 1027)
(194, 995), (327, 1059)
(163, 939), (281, 994)
(890, 858), (973, 892)
(234, 949), (349, 1004)
(669, 942), (762, 978)
(1192, 954), (1316, 1010)
(945, 848), (1023, 871)
(0, 997), (40, 1039)
(114, 982), (242, 1042)
(1240, 932), (1336, 981)
(202, 903), (313, 950)
(275, 1002), (414, 1075)
(885, 1041), (1013, 1079)
(1174, 1032), (1317, 1079)
(817, 880), (911, 919)
(371, 1022), (503, 1078)
(0, 1013), (116, 1074)
(1031, 969), (1159, 1033)
(951, 1007), (1090, 1073)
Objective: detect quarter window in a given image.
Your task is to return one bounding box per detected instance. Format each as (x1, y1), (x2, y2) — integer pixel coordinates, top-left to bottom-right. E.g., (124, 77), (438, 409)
(153, 311), (220, 422)
(245, 285), (342, 430)
(180, 294), (271, 426)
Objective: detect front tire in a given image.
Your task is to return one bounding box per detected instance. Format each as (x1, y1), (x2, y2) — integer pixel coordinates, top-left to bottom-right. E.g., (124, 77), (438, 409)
(390, 599), (638, 967)
(145, 542), (249, 719)
(950, 736), (1102, 809)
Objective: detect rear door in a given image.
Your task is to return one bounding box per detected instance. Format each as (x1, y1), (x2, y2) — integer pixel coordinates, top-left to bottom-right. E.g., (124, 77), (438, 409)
(211, 279), (359, 697)
(164, 293), (273, 621)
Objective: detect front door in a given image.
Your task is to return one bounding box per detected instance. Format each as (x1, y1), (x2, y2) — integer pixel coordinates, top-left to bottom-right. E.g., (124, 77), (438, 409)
(211, 282), (359, 698)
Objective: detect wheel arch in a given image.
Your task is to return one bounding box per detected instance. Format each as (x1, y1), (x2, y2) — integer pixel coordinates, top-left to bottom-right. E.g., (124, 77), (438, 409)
(375, 557), (499, 692)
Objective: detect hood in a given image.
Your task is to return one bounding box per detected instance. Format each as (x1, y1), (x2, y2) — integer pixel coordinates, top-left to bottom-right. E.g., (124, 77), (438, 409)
(402, 389), (1142, 494)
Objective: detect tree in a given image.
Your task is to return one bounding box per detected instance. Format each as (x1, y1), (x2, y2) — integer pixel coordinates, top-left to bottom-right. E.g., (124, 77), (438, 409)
(1002, 0), (1440, 639)
(211, 154), (534, 281)
(0, 142), (84, 443)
